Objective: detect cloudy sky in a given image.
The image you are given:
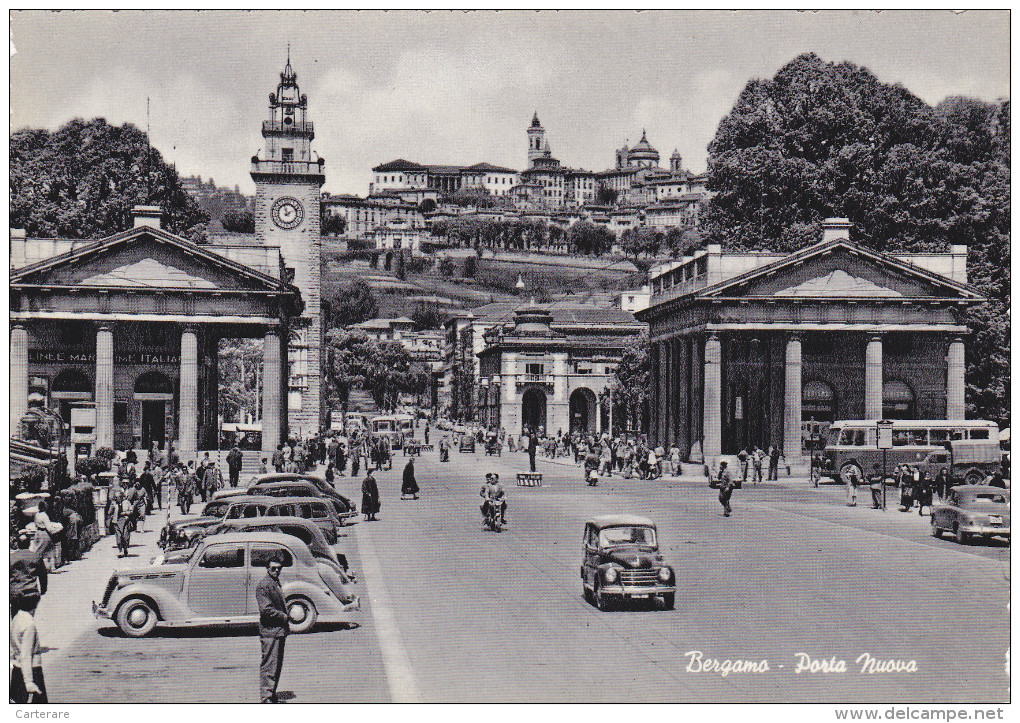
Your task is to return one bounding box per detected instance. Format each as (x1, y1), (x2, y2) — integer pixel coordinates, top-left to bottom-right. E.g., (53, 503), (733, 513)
(10, 10), (1009, 197)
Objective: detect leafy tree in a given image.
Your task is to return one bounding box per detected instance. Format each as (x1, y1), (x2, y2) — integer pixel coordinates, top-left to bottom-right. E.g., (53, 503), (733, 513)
(411, 301), (445, 330)
(438, 256), (456, 277)
(419, 198), (437, 214)
(322, 212), (346, 236)
(221, 210), (255, 233)
(704, 53), (1010, 424)
(327, 280), (379, 328)
(596, 186), (619, 206)
(324, 329), (429, 413)
(218, 338), (262, 423)
(603, 333), (651, 434)
(619, 227), (665, 274)
(568, 220), (614, 256)
(10, 118), (208, 239)
(463, 255), (478, 278)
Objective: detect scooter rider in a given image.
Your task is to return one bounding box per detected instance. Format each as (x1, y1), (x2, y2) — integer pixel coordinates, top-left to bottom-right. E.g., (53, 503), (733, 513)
(479, 472), (507, 526)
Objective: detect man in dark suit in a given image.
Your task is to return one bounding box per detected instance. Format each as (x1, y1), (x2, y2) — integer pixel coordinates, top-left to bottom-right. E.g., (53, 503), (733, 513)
(226, 445), (243, 488)
(528, 429), (538, 472)
(255, 556), (289, 703)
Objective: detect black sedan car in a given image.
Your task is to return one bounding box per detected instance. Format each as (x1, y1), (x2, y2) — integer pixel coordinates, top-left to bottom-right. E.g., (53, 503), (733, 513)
(581, 515), (676, 611)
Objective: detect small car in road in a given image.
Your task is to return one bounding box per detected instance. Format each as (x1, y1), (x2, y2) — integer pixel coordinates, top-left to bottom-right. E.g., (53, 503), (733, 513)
(459, 436), (476, 453)
(94, 532), (355, 637)
(581, 515), (676, 611)
(931, 485), (1010, 544)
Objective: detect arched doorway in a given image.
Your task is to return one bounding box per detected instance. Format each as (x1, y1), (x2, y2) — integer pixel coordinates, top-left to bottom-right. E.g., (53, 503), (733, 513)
(521, 387), (547, 435)
(51, 369), (92, 428)
(883, 380), (916, 420)
(135, 371), (174, 448)
(569, 387), (597, 434)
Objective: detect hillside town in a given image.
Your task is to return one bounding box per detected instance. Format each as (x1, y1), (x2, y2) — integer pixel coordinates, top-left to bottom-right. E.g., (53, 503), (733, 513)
(8, 11), (1010, 712)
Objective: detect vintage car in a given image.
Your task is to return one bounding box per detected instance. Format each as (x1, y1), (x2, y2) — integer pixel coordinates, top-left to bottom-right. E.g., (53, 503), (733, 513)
(221, 495), (344, 544)
(248, 475), (358, 521)
(208, 516), (353, 577)
(211, 487), (251, 502)
(581, 515), (676, 611)
(931, 485), (1010, 544)
(159, 498), (240, 550)
(459, 435), (476, 453)
(94, 532), (356, 637)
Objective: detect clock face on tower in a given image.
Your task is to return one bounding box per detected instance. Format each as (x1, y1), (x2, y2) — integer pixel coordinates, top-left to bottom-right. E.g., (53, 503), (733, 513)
(271, 197), (304, 229)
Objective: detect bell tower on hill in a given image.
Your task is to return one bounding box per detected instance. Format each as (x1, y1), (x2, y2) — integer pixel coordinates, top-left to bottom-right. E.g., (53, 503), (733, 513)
(252, 52), (326, 440)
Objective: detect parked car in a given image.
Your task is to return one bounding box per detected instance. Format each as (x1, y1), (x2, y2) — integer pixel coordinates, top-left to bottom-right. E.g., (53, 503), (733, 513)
(581, 515), (676, 611)
(94, 532), (355, 637)
(222, 495), (344, 543)
(931, 485), (1010, 544)
(248, 476), (358, 522)
(159, 498), (239, 550)
(459, 436), (476, 453)
(209, 516), (353, 576)
(211, 487), (251, 502)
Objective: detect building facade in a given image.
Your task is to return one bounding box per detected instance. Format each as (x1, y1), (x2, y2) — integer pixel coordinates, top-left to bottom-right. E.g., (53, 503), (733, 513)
(475, 304), (646, 435)
(370, 160), (519, 197)
(637, 219), (983, 466)
(9, 208), (302, 457)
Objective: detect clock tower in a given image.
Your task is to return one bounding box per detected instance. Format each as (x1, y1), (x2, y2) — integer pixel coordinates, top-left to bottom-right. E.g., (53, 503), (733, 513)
(252, 53), (326, 439)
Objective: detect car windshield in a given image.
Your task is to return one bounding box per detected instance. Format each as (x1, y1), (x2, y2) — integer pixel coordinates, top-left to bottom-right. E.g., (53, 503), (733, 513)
(962, 492), (1008, 506)
(599, 525), (656, 548)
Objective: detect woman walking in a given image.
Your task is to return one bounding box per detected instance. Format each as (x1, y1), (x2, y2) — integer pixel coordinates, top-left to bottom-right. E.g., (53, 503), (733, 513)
(361, 472), (380, 521)
(401, 459), (420, 500)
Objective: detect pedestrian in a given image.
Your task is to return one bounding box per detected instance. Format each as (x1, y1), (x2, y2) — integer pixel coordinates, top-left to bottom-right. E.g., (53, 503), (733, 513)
(867, 464), (884, 509)
(766, 445), (778, 480)
(845, 467), (859, 507)
(439, 436), (450, 463)
(424, 424), (430, 445)
(151, 462), (164, 510)
(528, 431), (538, 472)
(362, 472), (380, 521)
(916, 472), (934, 516)
(202, 460), (220, 501)
(402, 458), (420, 500)
(935, 468), (950, 501)
(10, 594), (47, 703)
(352, 447), (361, 477)
(139, 462), (155, 514)
(255, 555), (290, 703)
(717, 461), (735, 517)
(30, 500), (62, 572)
(668, 444), (681, 477)
(898, 466), (915, 512)
(259, 457), (269, 475)
(111, 490), (133, 557)
(227, 445), (243, 488)
(10, 531), (48, 612)
(324, 462), (335, 487)
(737, 448), (750, 486)
(752, 447), (764, 485)
(62, 506), (82, 562)
(272, 445), (285, 473)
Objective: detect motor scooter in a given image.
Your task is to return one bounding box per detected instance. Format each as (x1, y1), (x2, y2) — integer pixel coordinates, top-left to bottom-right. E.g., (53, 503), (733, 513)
(482, 499), (503, 532)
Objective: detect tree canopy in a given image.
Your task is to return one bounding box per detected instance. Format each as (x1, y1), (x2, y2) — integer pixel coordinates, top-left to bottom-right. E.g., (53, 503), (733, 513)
(324, 329), (430, 413)
(703, 53), (1010, 424)
(326, 280), (379, 328)
(11, 118), (208, 239)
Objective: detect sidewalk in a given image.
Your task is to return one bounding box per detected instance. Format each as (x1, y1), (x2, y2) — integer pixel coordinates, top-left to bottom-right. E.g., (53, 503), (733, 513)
(34, 503), (171, 669)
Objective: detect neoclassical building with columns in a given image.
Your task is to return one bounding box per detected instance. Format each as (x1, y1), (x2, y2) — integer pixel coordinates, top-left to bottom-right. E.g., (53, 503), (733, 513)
(636, 218), (984, 465)
(10, 207), (303, 457)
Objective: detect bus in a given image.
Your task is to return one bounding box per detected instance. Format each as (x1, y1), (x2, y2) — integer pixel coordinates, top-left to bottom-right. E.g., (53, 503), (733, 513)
(370, 414), (414, 450)
(821, 419), (1000, 483)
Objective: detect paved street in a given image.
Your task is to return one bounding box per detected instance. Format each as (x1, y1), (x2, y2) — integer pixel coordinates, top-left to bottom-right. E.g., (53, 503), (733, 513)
(46, 441), (1009, 703)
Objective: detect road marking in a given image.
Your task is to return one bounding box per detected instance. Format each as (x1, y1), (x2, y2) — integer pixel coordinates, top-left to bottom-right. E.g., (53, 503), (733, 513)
(354, 523), (422, 703)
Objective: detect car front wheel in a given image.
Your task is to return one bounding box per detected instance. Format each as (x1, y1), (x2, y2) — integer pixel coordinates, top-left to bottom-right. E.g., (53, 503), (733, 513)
(660, 592), (675, 610)
(286, 596), (318, 633)
(594, 579), (611, 611)
(954, 522), (970, 545)
(115, 597), (158, 638)
(931, 519), (943, 538)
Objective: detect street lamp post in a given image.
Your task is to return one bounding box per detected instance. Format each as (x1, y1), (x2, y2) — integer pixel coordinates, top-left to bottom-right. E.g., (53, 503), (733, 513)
(877, 419), (894, 511)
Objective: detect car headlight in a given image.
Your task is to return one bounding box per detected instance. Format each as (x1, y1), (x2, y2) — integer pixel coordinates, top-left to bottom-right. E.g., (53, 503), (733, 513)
(604, 567), (618, 583)
(658, 567), (672, 582)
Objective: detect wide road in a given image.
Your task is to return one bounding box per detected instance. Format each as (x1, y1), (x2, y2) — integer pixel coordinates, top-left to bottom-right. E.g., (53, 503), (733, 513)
(47, 440), (1009, 703)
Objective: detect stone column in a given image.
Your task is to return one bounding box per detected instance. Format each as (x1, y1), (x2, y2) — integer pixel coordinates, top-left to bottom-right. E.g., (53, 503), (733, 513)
(10, 324), (29, 437)
(675, 338), (689, 457)
(662, 340), (672, 447)
(783, 335), (802, 460)
(703, 334), (722, 460)
(261, 329), (282, 453)
(865, 334), (883, 419)
(179, 326), (199, 454)
(95, 325), (115, 449)
(947, 337), (966, 420)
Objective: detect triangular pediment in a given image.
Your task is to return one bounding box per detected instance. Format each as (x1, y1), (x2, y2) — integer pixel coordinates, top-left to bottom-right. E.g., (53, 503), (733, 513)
(12, 226), (292, 295)
(699, 241), (982, 301)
